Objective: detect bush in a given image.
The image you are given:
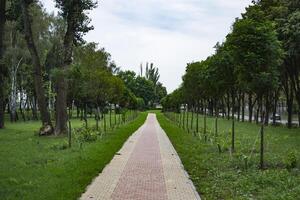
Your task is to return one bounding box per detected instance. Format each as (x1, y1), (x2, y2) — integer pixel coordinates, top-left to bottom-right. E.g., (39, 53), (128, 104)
(283, 150), (297, 170)
(74, 127), (98, 145)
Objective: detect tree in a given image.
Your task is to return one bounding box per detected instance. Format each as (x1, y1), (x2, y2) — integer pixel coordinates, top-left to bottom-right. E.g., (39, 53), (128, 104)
(54, 0), (97, 135)
(226, 10), (283, 124)
(21, 0), (53, 134)
(0, 0), (7, 128)
(118, 70), (164, 107)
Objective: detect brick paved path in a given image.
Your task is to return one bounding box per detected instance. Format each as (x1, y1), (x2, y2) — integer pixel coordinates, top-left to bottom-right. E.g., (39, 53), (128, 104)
(81, 113), (200, 200)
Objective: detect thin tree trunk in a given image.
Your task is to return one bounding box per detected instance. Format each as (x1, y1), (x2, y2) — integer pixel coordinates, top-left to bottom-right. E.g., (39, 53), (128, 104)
(226, 93), (231, 120)
(109, 104), (112, 128)
(287, 97), (293, 128)
(241, 92), (245, 122)
(186, 105), (189, 132)
(0, 0), (6, 128)
(10, 57), (23, 122)
(248, 93), (253, 123)
(21, 1), (53, 134)
(196, 104), (199, 133)
(231, 91), (235, 152)
(191, 106), (194, 131)
(237, 92), (241, 121)
(264, 95), (270, 125)
(272, 90), (279, 125)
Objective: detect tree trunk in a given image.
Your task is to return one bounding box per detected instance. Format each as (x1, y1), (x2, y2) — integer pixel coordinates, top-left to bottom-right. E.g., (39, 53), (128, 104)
(186, 105), (189, 132)
(237, 92), (241, 121)
(0, 0), (6, 128)
(191, 106), (194, 131)
(264, 95), (270, 125)
(226, 93), (230, 120)
(287, 97), (293, 128)
(248, 93), (253, 123)
(54, 3), (78, 135)
(21, 1), (53, 134)
(10, 56), (23, 122)
(241, 92), (245, 122)
(231, 91), (235, 152)
(272, 90), (279, 125)
(31, 97), (38, 120)
(260, 117), (265, 169)
(196, 104), (199, 133)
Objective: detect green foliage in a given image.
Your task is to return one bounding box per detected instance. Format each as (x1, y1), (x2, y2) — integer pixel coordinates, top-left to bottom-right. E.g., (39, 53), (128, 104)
(283, 150), (297, 170)
(55, 0), (97, 44)
(74, 126), (98, 144)
(118, 70), (164, 107)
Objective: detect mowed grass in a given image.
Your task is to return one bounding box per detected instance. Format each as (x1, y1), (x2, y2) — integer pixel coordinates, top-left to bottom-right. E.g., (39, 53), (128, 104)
(156, 111), (300, 200)
(0, 112), (147, 200)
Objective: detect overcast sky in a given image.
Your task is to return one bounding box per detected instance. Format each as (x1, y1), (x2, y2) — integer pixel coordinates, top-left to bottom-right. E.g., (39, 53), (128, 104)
(43, 0), (252, 93)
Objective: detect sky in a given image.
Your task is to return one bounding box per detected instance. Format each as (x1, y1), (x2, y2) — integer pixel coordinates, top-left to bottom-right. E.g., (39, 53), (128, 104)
(43, 0), (252, 93)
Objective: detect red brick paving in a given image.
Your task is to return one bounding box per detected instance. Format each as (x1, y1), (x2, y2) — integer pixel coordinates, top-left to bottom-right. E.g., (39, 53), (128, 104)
(111, 115), (168, 200)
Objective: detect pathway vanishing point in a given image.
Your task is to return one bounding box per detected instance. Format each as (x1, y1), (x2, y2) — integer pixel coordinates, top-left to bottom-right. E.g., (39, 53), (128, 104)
(81, 113), (201, 200)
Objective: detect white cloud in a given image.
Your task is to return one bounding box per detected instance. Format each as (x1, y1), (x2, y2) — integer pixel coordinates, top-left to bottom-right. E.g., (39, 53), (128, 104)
(43, 0), (252, 92)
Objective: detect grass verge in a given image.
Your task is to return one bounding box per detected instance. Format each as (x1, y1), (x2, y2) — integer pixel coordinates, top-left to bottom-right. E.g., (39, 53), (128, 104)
(0, 112), (147, 200)
(156, 111), (300, 200)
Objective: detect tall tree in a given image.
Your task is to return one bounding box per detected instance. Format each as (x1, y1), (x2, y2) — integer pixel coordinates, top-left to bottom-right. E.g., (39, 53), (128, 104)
(21, 0), (53, 134)
(54, 0), (97, 134)
(0, 0), (6, 128)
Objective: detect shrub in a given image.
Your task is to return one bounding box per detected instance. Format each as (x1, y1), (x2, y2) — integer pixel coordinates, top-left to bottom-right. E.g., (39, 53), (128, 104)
(283, 150), (297, 170)
(74, 127), (98, 146)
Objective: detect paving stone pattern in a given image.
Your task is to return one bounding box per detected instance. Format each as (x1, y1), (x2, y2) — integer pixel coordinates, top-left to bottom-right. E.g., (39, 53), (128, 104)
(81, 114), (200, 200)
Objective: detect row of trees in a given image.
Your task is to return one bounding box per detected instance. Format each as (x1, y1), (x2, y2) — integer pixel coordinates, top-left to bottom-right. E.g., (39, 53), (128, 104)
(0, 0), (167, 135)
(162, 0), (300, 129)
(118, 63), (167, 109)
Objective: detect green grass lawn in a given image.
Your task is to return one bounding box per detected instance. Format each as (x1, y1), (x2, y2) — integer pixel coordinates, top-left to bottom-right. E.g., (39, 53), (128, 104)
(156, 111), (300, 200)
(0, 112), (147, 200)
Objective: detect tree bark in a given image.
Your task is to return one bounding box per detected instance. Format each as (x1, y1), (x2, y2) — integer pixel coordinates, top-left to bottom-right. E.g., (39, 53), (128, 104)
(237, 92), (241, 121)
(272, 90), (279, 125)
(282, 67), (294, 129)
(248, 93), (253, 123)
(241, 92), (245, 122)
(0, 0), (6, 128)
(21, 1), (53, 133)
(55, 2), (78, 135)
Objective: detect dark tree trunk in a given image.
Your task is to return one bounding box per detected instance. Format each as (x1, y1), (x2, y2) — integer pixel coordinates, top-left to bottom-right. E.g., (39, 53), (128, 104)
(241, 92), (245, 122)
(298, 110), (300, 127)
(264, 95), (270, 125)
(0, 0), (6, 129)
(231, 90), (235, 152)
(54, 3), (78, 135)
(221, 98), (226, 118)
(226, 93), (230, 120)
(196, 104), (199, 133)
(248, 93), (253, 123)
(109, 104), (112, 128)
(287, 97), (293, 128)
(237, 92), (241, 121)
(31, 97), (38, 120)
(272, 90), (279, 125)
(260, 114), (265, 169)
(282, 71), (294, 128)
(21, 1), (53, 133)
(186, 105), (189, 132)
(191, 106), (194, 131)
